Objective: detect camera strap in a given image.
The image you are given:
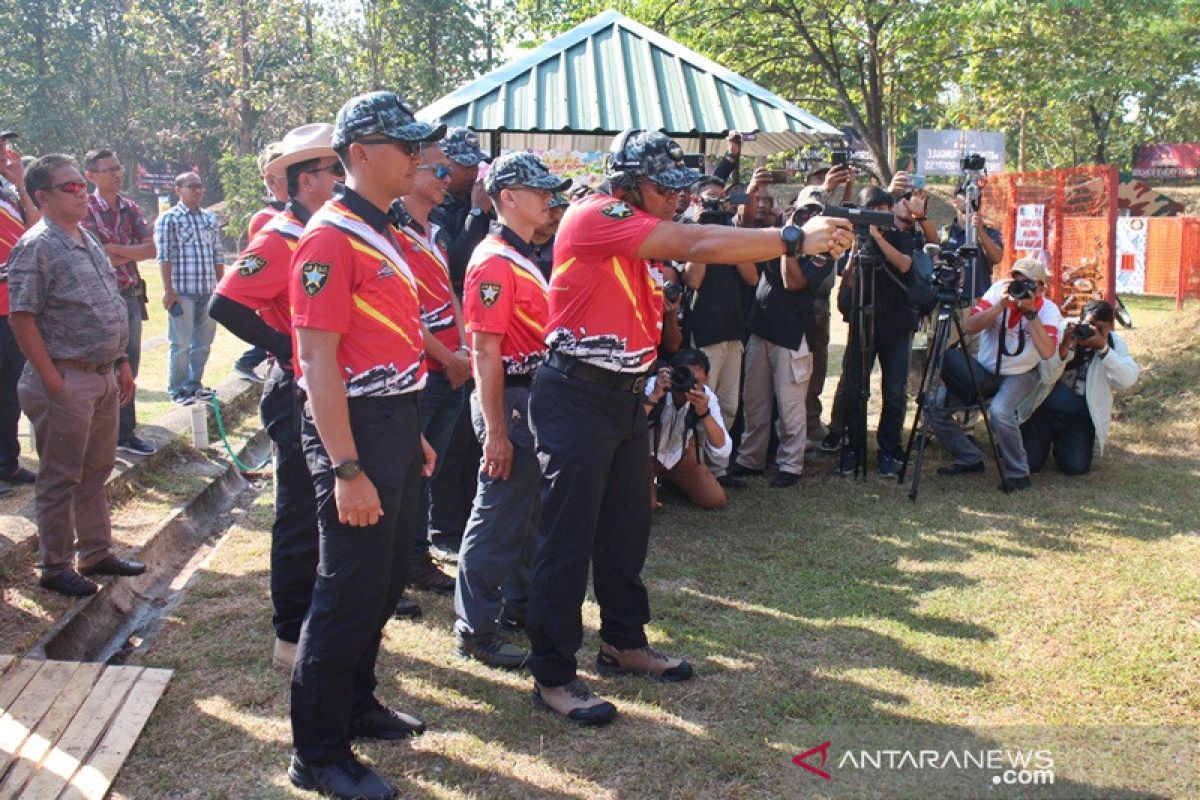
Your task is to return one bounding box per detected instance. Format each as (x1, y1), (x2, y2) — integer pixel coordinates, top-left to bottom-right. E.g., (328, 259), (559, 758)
(995, 308), (1027, 376)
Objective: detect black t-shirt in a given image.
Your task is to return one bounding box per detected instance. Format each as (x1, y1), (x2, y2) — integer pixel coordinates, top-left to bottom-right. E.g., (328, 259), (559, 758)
(944, 221), (1003, 299)
(840, 227), (918, 340)
(748, 256), (834, 351)
(688, 261), (746, 347)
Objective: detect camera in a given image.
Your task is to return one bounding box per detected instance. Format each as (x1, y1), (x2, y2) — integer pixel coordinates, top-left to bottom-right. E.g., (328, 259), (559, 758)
(1008, 277), (1037, 300)
(667, 364), (697, 395)
(929, 246), (963, 302)
(697, 191), (748, 225)
(960, 153), (986, 172)
(663, 281), (684, 304)
(1074, 322), (1096, 341)
(831, 148), (850, 168)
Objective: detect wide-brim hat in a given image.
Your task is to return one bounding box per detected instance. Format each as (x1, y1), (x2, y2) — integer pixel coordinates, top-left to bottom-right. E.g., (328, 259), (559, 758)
(1012, 257), (1049, 283)
(332, 91), (445, 150)
(268, 124), (338, 177)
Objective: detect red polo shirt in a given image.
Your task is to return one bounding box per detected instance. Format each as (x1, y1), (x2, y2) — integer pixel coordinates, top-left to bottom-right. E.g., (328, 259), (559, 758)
(215, 204), (308, 337)
(464, 231), (548, 375)
(0, 193), (27, 316)
(290, 189), (426, 397)
(397, 223), (459, 372)
(546, 193), (664, 372)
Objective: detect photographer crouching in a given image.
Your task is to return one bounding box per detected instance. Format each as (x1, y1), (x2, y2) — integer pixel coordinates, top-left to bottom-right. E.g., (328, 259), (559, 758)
(645, 349), (731, 510)
(927, 258), (1064, 491)
(1017, 300), (1139, 476)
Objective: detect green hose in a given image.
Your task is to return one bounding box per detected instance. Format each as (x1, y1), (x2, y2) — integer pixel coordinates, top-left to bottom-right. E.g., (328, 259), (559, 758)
(207, 395), (271, 472)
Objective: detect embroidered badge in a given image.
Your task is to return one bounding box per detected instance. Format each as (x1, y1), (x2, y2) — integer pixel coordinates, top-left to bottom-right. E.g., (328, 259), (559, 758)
(376, 259), (395, 279)
(301, 261), (331, 296)
(600, 201), (634, 220)
(480, 281), (502, 307)
(236, 254), (267, 277)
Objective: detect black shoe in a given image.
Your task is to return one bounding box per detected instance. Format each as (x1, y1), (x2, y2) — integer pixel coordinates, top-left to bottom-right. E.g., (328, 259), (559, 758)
(499, 607), (526, 632)
(819, 431), (842, 453)
(999, 475), (1032, 493)
(39, 570), (99, 597)
(409, 553), (455, 595)
(79, 555), (146, 577)
(393, 596), (422, 619)
(937, 461), (985, 476)
(4, 466), (36, 484)
(288, 754), (397, 800)
(730, 463), (763, 478)
(350, 700), (426, 741)
(770, 471), (800, 488)
(457, 636), (528, 670)
(717, 474), (747, 489)
(117, 436), (158, 456)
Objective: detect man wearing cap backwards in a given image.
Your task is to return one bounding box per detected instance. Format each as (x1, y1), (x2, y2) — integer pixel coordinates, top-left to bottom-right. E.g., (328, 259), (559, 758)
(926, 257), (1064, 492)
(0, 131), (40, 498)
(526, 128), (855, 724)
(208, 123), (341, 672)
(454, 152), (569, 670)
(286, 92), (443, 800)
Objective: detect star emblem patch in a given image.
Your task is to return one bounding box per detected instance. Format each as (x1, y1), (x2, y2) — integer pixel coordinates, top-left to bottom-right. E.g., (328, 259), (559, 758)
(480, 281), (502, 307)
(301, 261), (331, 296)
(236, 254), (267, 277)
(600, 201), (634, 220)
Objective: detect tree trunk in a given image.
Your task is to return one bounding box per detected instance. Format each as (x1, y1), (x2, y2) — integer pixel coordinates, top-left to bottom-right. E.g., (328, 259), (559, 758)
(1018, 107), (1027, 172)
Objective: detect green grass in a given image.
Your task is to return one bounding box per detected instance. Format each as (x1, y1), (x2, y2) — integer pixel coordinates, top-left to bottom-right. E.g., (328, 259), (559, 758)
(112, 295), (1200, 798)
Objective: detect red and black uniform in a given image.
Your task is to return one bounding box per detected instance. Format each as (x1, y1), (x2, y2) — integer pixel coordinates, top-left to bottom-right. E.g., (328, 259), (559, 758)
(0, 187), (28, 479)
(454, 226), (550, 644)
(526, 192), (666, 688)
(210, 200), (316, 647)
(248, 199), (286, 240)
(287, 186), (428, 768)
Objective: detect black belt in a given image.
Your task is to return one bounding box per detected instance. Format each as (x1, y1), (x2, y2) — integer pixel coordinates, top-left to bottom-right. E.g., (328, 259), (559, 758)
(504, 373), (533, 387)
(545, 351), (649, 394)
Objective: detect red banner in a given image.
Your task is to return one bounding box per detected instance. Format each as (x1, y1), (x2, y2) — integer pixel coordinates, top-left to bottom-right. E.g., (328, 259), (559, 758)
(1132, 143), (1200, 180)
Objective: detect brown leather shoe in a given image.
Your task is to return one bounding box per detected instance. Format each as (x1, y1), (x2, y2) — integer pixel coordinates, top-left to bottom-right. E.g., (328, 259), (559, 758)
(596, 642), (694, 682)
(532, 678), (617, 726)
(408, 553), (455, 595)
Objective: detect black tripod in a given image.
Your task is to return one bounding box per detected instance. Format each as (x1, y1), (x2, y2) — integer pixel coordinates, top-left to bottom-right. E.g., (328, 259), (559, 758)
(841, 240), (877, 480)
(899, 294), (1006, 501)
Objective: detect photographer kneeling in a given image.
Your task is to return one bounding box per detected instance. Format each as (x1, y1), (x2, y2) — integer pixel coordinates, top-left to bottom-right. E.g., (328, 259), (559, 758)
(645, 349), (731, 510)
(1017, 300), (1139, 476)
(927, 258), (1064, 491)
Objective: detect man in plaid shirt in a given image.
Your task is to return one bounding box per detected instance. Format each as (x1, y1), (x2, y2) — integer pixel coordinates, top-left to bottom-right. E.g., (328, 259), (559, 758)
(154, 171), (224, 403)
(82, 149), (157, 454)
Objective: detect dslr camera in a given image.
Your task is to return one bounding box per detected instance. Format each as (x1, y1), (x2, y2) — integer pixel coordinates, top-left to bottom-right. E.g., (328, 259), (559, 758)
(667, 364), (697, 396)
(697, 191), (750, 226)
(1073, 322), (1096, 341)
(1008, 276), (1038, 301)
(663, 281), (685, 305)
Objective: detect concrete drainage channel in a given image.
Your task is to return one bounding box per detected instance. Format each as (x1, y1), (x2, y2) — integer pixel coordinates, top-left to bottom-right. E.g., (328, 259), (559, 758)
(26, 428), (272, 664)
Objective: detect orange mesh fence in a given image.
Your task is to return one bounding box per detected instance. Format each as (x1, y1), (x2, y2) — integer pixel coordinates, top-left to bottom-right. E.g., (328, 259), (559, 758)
(1144, 218), (1182, 297)
(1182, 217), (1200, 304)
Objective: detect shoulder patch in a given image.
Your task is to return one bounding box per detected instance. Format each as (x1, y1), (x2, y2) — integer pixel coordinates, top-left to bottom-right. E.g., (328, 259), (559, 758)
(600, 201), (634, 220)
(236, 253), (268, 277)
(479, 281), (502, 307)
(301, 261), (331, 297)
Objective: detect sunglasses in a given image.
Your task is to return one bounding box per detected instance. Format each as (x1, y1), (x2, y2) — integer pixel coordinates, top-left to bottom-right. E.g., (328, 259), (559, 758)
(356, 138), (421, 156)
(644, 181), (682, 199)
(50, 180), (88, 195)
(417, 164), (452, 180)
(306, 162), (346, 178)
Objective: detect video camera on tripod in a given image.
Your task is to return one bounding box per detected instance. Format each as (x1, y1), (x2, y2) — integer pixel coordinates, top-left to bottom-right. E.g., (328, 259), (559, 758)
(957, 153), (987, 261)
(928, 244), (965, 305)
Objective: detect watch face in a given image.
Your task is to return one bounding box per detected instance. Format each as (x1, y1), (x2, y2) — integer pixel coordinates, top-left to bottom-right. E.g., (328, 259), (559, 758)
(782, 225), (802, 243)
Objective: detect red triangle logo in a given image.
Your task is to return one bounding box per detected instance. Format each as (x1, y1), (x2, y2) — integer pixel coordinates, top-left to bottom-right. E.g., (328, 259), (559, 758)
(792, 741), (832, 780)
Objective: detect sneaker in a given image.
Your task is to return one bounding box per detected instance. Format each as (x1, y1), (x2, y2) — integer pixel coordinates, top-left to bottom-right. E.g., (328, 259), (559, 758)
(877, 453), (900, 478)
(596, 642), (694, 682)
(118, 436), (157, 457)
(171, 394), (195, 406)
(730, 463), (763, 478)
(288, 753), (397, 800)
(191, 387), (215, 401)
(428, 539), (461, 564)
(4, 466), (36, 484)
(532, 678), (617, 726)
(233, 363), (265, 383)
(456, 636), (528, 670)
(819, 430), (842, 453)
(837, 449), (858, 476)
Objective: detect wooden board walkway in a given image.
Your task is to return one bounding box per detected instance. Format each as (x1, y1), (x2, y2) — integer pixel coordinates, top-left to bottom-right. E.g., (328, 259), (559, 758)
(0, 656), (172, 799)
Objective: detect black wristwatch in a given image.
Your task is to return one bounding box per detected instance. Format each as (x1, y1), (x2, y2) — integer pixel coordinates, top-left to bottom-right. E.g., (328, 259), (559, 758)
(780, 224), (805, 259)
(334, 459), (363, 480)
(1022, 309), (1038, 321)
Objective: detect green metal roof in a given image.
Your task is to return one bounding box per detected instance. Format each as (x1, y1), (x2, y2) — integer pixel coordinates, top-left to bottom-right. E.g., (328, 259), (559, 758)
(418, 10), (841, 155)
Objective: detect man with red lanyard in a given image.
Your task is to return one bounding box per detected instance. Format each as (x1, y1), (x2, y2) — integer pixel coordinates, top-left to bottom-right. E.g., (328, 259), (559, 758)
(392, 140), (469, 602)
(0, 132), (40, 495)
(526, 129), (854, 724)
(286, 92), (442, 800)
(208, 123), (340, 672)
(455, 153), (568, 670)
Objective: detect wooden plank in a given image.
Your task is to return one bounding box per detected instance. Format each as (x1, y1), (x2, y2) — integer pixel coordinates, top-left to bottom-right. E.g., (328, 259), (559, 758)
(58, 668), (171, 800)
(19, 666), (141, 800)
(0, 659), (43, 713)
(0, 660), (78, 778)
(0, 663), (102, 800)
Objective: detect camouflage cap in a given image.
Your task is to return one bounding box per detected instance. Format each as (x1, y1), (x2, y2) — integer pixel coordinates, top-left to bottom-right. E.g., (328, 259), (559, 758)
(548, 192), (570, 209)
(332, 91), (446, 150)
(608, 129), (701, 191)
(485, 152), (571, 194)
(256, 141), (284, 175)
(795, 186), (828, 209)
(440, 126), (491, 166)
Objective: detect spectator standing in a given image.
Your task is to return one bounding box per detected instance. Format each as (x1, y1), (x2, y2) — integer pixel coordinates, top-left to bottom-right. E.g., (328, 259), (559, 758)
(81, 149), (157, 456)
(155, 172), (223, 404)
(8, 154), (143, 596)
(943, 184), (1004, 301)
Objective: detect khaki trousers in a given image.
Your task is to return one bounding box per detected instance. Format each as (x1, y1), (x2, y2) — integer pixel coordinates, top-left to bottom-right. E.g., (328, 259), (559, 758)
(736, 335), (812, 474)
(18, 365), (119, 576)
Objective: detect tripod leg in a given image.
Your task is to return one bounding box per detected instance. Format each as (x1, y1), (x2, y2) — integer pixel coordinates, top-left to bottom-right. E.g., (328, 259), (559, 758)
(952, 314), (1008, 490)
(904, 311), (953, 500)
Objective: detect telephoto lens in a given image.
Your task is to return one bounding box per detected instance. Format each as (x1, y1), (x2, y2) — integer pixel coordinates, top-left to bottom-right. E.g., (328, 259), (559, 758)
(1007, 278), (1036, 300)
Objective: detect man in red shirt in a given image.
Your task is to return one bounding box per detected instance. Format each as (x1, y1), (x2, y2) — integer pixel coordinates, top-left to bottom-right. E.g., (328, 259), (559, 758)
(286, 92), (442, 800)
(526, 129), (854, 724)
(232, 142), (287, 383)
(209, 123), (340, 671)
(455, 153), (568, 671)
(0, 132), (40, 495)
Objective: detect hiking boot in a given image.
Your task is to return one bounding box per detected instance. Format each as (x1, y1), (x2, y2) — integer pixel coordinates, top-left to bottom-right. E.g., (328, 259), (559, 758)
(770, 470), (800, 488)
(596, 642), (694, 682)
(456, 636), (528, 670)
(532, 678), (617, 726)
(409, 553), (455, 595)
(288, 754), (396, 800)
(819, 430), (842, 453)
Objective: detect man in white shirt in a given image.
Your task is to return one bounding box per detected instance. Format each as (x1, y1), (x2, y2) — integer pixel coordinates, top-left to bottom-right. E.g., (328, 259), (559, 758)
(645, 349), (730, 510)
(927, 258), (1064, 491)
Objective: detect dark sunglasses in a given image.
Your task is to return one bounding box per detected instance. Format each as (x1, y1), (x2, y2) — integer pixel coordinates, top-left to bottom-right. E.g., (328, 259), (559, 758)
(417, 164), (452, 180)
(306, 162), (346, 178)
(50, 180), (88, 195)
(645, 181), (682, 199)
(356, 137), (421, 156)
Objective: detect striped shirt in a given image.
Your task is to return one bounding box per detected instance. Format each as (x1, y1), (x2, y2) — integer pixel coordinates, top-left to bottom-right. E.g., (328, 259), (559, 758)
(154, 202), (223, 295)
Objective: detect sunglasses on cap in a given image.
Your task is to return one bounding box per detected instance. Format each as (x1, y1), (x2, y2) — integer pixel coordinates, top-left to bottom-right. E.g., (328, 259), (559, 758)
(50, 180), (88, 195)
(305, 162), (346, 178)
(356, 137), (421, 156)
(417, 164), (452, 180)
